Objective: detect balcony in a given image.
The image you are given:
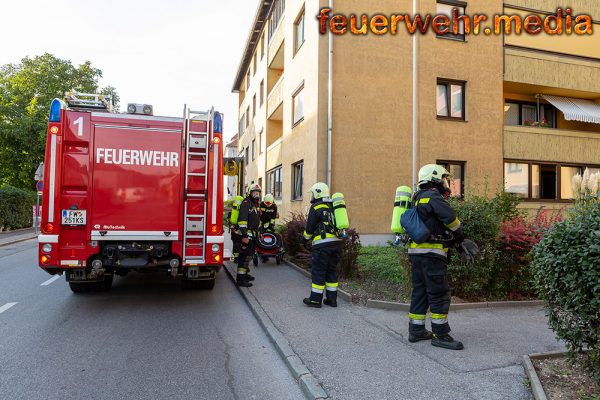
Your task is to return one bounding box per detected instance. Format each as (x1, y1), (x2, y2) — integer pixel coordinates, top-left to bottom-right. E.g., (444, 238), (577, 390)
(504, 125), (600, 164)
(268, 17), (285, 68)
(266, 138), (282, 171)
(504, 47), (600, 94)
(267, 77), (283, 120)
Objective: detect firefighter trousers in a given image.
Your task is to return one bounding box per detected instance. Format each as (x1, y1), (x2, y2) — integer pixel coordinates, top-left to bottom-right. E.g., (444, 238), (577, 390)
(309, 244), (341, 303)
(237, 237), (256, 277)
(408, 255), (451, 336)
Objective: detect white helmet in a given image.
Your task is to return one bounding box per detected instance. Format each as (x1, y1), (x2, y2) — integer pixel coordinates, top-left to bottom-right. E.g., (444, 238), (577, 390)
(309, 182), (329, 200)
(263, 193), (275, 206)
(418, 164), (450, 187)
(247, 183), (262, 197)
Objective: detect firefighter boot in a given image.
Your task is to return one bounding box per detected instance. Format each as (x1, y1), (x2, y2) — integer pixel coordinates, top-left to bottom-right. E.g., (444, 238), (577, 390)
(246, 274), (256, 282)
(323, 297), (337, 307)
(408, 330), (433, 343)
(303, 298), (322, 308)
(432, 334), (464, 350)
(323, 291), (338, 307)
(236, 274), (253, 287)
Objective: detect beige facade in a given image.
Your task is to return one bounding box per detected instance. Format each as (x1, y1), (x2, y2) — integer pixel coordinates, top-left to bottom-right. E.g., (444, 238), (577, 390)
(233, 0), (600, 242)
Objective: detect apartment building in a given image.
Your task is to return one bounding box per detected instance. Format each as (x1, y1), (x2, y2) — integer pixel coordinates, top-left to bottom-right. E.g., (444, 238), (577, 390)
(232, 0), (600, 243)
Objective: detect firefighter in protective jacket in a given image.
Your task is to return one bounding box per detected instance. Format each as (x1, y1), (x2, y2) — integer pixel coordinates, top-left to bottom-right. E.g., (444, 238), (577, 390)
(236, 184), (262, 287)
(303, 182), (343, 308)
(407, 164), (478, 350)
(260, 194), (279, 232)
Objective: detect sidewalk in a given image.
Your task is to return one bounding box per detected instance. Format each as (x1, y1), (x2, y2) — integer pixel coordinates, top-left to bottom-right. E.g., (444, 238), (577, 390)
(225, 259), (564, 400)
(0, 228), (37, 247)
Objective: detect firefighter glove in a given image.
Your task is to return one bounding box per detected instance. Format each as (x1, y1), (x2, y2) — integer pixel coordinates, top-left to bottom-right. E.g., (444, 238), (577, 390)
(459, 239), (479, 264)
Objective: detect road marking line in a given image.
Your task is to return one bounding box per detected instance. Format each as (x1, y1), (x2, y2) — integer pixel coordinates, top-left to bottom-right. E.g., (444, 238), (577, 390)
(40, 275), (61, 286)
(0, 302), (18, 314)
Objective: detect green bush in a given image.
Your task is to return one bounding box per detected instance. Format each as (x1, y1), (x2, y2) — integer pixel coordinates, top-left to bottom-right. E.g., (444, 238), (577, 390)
(338, 229), (361, 279)
(447, 194), (505, 298)
(531, 201), (600, 385)
(358, 246), (408, 285)
(0, 185), (36, 230)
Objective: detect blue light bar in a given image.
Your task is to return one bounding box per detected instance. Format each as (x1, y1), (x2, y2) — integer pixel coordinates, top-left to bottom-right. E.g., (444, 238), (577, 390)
(213, 112), (223, 133)
(49, 98), (65, 122)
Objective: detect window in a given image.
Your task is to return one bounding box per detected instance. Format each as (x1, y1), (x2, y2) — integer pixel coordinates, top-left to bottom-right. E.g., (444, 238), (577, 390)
(294, 8), (305, 54)
(504, 161), (599, 201)
(504, 101), (557, 128)
(292, 84), (305, 126)
(258, 129), (263, 154)
(504, 162), (529, 198)
(437, 79), (465, 120)
(239, 114), (246, 134)
(260, 80), (265, 106)
(251, 139), (256, 161)
(267, 166), (283, 199)
(258, 177), (263, 189)
(260, 33), (265, 59)
(246, 70), (250, 90)
(244, 147), (249, 165)
(292, 161), (304, 200)
(253, 95), (257, 117)
(246, 106), (250, 127)
(437, 160), (465, 198)
(253, 53), (257, 76)
(436, 1), (467, 41)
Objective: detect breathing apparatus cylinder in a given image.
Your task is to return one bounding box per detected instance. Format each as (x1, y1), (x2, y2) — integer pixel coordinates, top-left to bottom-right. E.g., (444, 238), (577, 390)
(391, 186), (412, 234)
(331, 193), (349, 230)
(230, 196), (244, 225)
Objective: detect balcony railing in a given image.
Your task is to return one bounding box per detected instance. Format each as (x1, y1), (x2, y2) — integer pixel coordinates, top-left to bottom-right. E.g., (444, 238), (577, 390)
(504, 47), (600, 94)
(267, 77), (284, 119)
(504, 125), (600, 165)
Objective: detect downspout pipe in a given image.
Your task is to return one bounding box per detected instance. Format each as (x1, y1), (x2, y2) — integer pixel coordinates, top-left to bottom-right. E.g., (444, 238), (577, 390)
(326, 0), (333, 188)
(412, 0), (418, 190)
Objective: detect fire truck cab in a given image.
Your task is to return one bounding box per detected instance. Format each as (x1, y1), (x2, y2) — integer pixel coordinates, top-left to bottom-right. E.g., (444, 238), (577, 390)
(38, 92), (224, 292)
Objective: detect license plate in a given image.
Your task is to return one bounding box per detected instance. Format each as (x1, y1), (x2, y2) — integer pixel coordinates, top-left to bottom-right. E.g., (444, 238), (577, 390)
(61, 210), (86, 225)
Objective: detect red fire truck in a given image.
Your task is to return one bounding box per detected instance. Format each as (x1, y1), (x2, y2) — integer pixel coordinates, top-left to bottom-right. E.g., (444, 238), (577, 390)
(38, 92), (224, 292)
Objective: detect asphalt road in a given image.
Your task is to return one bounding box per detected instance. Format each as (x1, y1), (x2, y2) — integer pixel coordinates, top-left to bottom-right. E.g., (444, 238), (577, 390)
(0, 240), (304, 400)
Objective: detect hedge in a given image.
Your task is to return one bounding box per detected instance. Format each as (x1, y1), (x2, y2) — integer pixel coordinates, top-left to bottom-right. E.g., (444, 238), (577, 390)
(0, 185), (37, 230)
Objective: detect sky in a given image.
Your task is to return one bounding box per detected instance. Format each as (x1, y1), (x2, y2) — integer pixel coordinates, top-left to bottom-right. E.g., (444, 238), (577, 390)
(0, 0), (258, 141)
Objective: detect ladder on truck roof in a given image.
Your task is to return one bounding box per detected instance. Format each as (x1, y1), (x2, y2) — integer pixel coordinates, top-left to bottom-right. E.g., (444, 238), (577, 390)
(182, 106), (213, 266)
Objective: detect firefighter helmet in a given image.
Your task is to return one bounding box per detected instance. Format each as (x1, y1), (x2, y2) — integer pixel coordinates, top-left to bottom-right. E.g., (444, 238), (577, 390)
(263, 193), (275, 206)
(418, 164), (449, 186)
(309, 182), (329, 200)
(247, 183), (262, 196)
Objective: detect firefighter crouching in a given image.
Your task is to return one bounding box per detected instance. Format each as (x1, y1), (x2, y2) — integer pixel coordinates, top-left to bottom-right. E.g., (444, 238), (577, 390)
(260, 193), (279, 232)
(302, 182), (345, 308)
(404, 164), (479, 350)
(236, 184), (262, 287)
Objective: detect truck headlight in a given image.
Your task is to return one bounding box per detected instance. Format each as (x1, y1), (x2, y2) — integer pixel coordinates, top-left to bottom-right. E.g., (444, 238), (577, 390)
(42, 244), (53, 253)
(211, 244), (220, 253)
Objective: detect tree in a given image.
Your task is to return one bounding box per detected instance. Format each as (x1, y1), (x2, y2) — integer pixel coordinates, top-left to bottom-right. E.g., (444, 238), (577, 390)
(0, 53), (119, 189)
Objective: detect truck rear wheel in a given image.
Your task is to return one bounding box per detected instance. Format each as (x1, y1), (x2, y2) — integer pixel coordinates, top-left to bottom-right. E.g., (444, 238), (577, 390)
(91, 274), (114, 292)
(69, 282), (90, 293)
(198, 279), (215, 290)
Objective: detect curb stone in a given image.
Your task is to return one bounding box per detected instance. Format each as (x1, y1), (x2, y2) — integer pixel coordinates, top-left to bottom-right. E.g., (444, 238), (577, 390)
(522, 350), (570, 400)
(0, 234), (37, 247)
(366, 298), (544, 311)
(283, 259), (353, 302)
(223, 262), (329, 400)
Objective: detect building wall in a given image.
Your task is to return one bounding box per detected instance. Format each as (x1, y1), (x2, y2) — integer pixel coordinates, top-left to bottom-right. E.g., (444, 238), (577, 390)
(331, 0), (504, 235)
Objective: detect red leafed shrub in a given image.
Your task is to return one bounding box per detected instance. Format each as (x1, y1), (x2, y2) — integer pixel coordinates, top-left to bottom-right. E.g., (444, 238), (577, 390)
(498, 209), (564, 298)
